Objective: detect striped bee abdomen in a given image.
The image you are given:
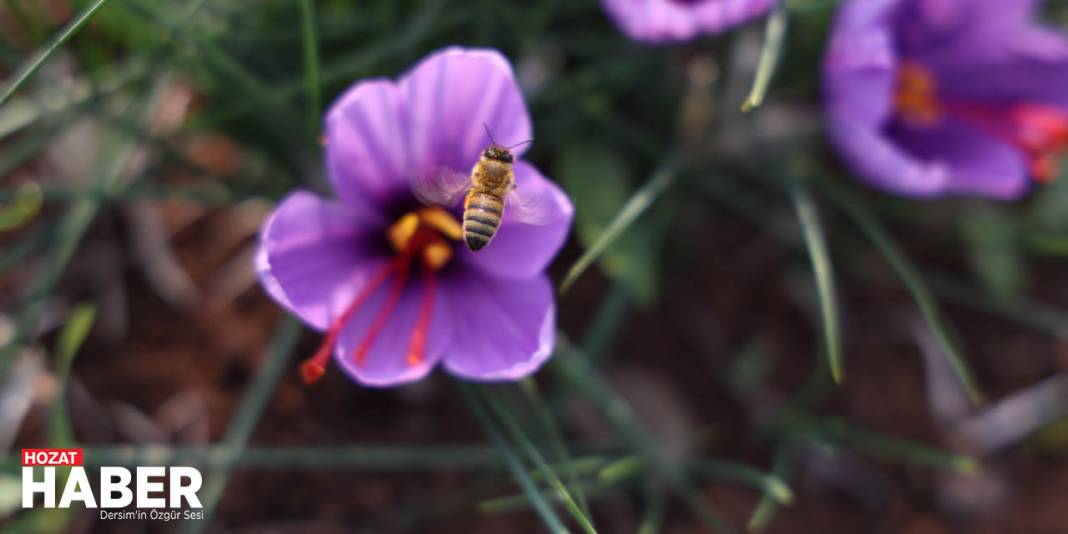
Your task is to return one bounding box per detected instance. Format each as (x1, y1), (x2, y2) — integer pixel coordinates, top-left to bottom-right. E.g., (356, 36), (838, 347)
(463, 191), (504, 251)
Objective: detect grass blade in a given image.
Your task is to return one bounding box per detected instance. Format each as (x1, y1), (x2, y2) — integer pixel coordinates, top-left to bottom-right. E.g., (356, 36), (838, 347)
(820, 181), (984, 405)
(637, 481), (665, 534)
(481, 387), (597, 533)
(928, 274), (1068, 341)
(521, 378), (593, 518)
(479, 478), (621, 515)
(560, 157), (681, 295)
(297, 0), (322, 141)
(690, 460), (794, 505)
(0, 85), (153, 381)
(741, 1), (788, 112)
(788, 184), (843, 382)
(825, 421), (976, 473)
(183, 318), (301, 534)
(48, 304), (96, 447)
(67, 445), (502, 470)
(581, 283), (631, 363)
(777, 410), (977, 474)
(0, 181), (42, 231)
(554, 337), (734, 533)
(458, 384), (570, 533)
(0, 0), (112, 107)
(745, 450), (791, 533)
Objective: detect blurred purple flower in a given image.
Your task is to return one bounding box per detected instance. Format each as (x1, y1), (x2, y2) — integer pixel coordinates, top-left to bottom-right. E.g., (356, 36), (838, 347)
(255, 47), (573, 387)
(601, 0), (775, 43)
(824, 0), (1068, 199)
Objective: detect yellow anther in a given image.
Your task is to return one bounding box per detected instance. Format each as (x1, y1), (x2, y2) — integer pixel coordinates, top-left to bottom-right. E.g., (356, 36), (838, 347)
(895, 61), (942, 126)
(387, 212), (420, 253)
(418, 207), (463, 241)
(421, 237), (453, 271)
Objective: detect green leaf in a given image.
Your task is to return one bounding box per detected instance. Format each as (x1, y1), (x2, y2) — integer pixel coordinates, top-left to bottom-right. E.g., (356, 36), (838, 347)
(690, 460), (794, 505)
(789, 185), (843, 382)
(961, 209), (1025, 299)
(0, 472), (22, 519)
(480, 387), (597, 534)
(297, 0), (322, 142)
(0, 182), (42, 231)
(742, 0), (789, 112)
(558, 150), (679, 299)
(521, 378), (593, 519)
(0, 0), (113, 106)
(819, 180), (984, 406)
(458, 384), (569, 533)
(50, 304), (97, 447)
(183, 319), (301, 534)
(745, 450), (792, 533)
(553, 338), (733, 533)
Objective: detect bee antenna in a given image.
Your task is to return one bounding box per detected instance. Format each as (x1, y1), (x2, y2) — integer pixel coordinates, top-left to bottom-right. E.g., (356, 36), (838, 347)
(507, 139), (534, 150)
(482, 123), (498, 147)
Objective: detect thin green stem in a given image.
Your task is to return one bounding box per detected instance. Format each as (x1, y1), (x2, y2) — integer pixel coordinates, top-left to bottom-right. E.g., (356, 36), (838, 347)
(182, 319), (301, 534)
(789, 184), (843, 382)
(297, 0), (322, 141)
(480, 387), (597, 534)
(741, 0), (788, 112)
(560, 156), (681, 295)
(0, 0), (112, 106)
(459, 384), (569, 533)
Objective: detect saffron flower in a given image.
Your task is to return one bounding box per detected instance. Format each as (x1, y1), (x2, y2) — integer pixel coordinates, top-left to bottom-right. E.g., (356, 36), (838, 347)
(255, 47), (573, 387)
(601, 0), (775, 43)
(824, 0), (1068, 199)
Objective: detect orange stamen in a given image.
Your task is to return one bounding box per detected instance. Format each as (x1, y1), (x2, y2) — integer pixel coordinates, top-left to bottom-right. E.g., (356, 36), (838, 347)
(299, 208), (463, 384)
(895, 60), (1068, 185)
(894, 61), (942, 126)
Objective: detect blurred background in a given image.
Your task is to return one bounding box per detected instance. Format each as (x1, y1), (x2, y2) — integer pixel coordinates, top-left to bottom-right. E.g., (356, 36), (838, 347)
(3, 0), (1068, 532)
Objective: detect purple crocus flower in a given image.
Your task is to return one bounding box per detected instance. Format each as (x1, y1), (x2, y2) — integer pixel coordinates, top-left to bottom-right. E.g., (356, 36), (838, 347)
(824, 0), (1068, 199)
(255, 47), (573, 387)
(601, 0), (775, 43)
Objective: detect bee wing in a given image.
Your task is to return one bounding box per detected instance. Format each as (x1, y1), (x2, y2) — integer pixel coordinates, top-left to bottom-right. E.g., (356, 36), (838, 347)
(412, 167), (471, 207)
(505, 185), (558, 226)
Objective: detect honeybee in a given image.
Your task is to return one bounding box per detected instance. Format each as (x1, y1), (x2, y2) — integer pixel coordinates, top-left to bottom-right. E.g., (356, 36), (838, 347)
(415, 126), (553, 252)
(462, 142), (518, 251)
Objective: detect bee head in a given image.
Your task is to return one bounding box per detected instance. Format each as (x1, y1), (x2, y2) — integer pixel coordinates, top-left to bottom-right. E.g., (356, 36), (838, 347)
(482, 146), (514, 164)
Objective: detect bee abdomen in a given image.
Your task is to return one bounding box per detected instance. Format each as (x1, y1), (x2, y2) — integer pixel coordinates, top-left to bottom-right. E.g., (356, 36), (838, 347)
(463, 192), (504, 251)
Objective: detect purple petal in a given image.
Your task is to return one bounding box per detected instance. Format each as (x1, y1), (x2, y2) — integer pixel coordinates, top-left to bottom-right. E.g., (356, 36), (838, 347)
(601, 0), (774, 43)
(257, 190), (387, 331)
(401, 47), (532, 177)
(823, 0), (899, 125)
(439, 272), (554, 381)
(892, 119), (1030, 199)
(899, 0), (1063, 68)
(897, 0), (1068, 108)
(325, 79), (411, 210)
(334, 274), (453, 387)
(938, 57), (1068, 110)
(459, 161), (573, 280)
(828, 121), (949, 197)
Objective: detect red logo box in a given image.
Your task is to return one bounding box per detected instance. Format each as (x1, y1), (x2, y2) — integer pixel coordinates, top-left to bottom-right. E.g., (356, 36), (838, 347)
(21, 448), (83, 466)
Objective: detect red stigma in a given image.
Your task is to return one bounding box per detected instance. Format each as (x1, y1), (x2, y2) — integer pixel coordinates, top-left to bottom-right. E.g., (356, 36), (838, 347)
(299, 260), (397, 385)
(1009, 104), (1068, 183)
(896, 61), (1068, 184)
(950, 102), (1068, 184)
(298, 209), (460, 385)
(406, 263), (438, 367)
(353, 256), (412, 365)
